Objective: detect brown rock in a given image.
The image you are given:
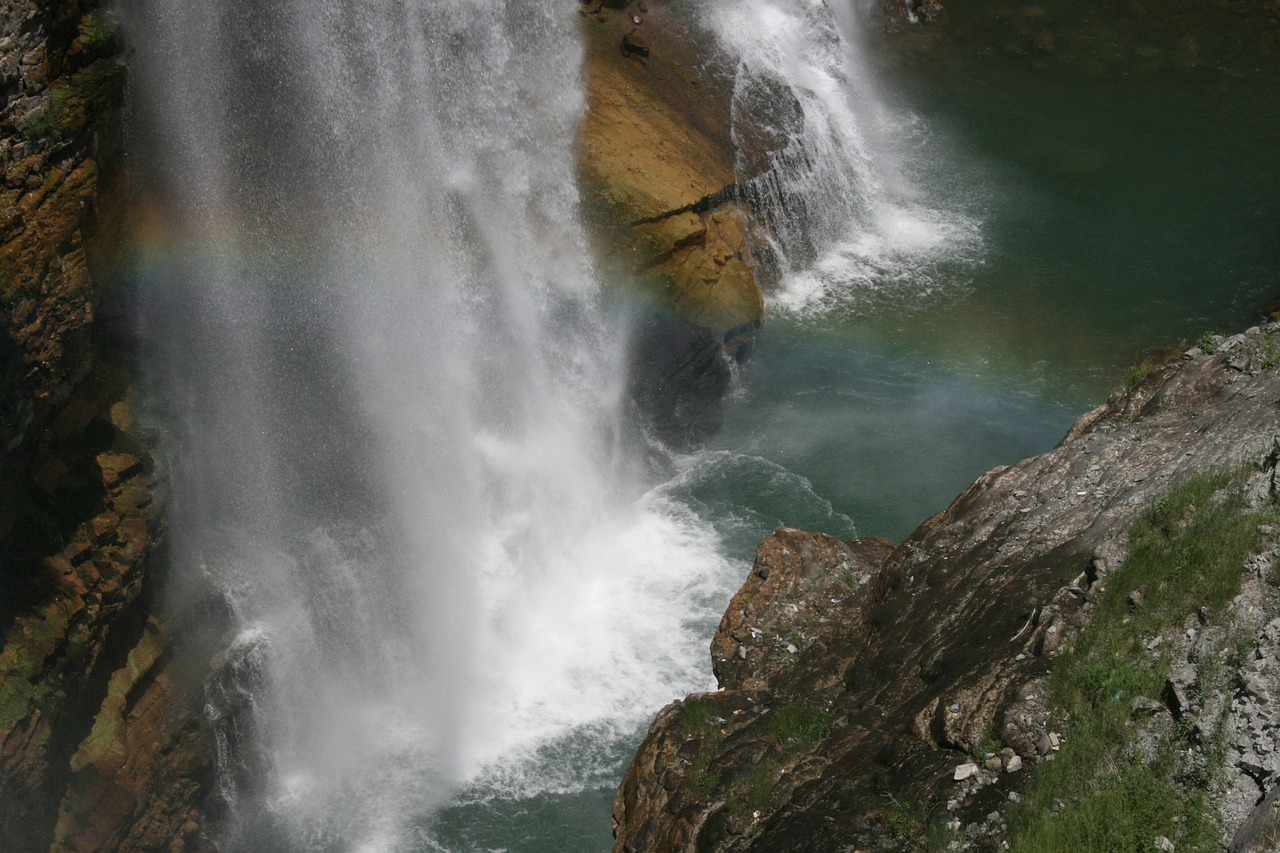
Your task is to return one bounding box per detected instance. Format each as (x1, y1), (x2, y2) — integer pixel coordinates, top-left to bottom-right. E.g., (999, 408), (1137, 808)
(578, 5), (771, 442)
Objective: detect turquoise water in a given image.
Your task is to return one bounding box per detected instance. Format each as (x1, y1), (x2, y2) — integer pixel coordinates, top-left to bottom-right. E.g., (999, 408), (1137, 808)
(697, 0), (1280, 550)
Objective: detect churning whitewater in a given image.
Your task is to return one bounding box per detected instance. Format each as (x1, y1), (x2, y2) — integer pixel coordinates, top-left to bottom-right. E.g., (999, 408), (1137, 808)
(127, 0), (737, 848)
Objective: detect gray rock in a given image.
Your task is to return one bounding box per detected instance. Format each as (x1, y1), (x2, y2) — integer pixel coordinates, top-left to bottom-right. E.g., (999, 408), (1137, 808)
(1131, 696), (1169, 718)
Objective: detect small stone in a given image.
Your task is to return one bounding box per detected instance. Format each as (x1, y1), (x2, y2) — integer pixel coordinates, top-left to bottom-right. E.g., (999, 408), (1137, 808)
(1131, 696), (1168, 718)
(954, 762), (980, 781)
(1153, 837), (1175, 852)
(785, 643), (798, 654)
(1005, 754), (1023, 772)
(736, 645), (748, 659)
(985, 756), (1003, 771)
(1036, 734), (1053, 755)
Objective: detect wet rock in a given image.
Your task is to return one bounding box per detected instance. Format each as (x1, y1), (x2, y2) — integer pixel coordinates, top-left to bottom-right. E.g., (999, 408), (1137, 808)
(578, 5), (766, 445)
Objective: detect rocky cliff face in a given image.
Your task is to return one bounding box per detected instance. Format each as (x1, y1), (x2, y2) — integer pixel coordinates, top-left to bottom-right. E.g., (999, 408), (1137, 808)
(0, 4), (222, 851)
(613, 325), (1280, 851)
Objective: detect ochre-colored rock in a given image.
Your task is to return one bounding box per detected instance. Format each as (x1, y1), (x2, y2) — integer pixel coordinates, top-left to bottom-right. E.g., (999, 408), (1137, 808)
(0, 438), (159, 849)
(577, 2), (769, 442)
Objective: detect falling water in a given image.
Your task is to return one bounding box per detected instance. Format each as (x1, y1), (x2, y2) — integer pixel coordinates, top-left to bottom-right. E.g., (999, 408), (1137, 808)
(699, 0), (982, 314)
(124, 0), (736, 849)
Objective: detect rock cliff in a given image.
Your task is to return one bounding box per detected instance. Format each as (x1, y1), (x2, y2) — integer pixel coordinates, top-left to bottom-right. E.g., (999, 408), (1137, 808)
(614, 326), (1280, 851)
(0, 3), (221, 850)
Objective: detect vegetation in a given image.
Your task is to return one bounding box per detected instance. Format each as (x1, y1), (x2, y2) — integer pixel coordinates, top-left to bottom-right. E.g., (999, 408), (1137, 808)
(768, 703), (829, 756)
(678, 699), (831, 811)
(23, 13), (124, 143)
(1008, 466), (1280, 851)
(71, 13), (124, 62)
(1123, 343), (1184, 390)
(680, 696), (724, 796)
(681, 695), (721, 738)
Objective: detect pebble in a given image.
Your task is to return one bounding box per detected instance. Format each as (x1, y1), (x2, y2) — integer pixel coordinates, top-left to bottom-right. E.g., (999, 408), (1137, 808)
(954, 762), (980, 781)
(1005, 754), (1023, 772)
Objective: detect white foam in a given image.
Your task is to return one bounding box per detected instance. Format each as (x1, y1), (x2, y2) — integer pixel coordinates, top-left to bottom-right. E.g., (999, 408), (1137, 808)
(699, 0), (983, 315)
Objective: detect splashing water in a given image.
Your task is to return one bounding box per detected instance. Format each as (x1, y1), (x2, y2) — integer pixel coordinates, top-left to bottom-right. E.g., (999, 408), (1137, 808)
(699, 0), (983, 315)
(124, 0), (738, 848)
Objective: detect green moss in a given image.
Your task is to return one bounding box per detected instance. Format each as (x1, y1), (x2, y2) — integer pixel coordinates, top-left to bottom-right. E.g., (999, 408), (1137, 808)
(743, 762), (776, 809)
(0, 677), (36, 728)
(681, 695), (721, 739)
(23, 58), (125, 143)
(768, 703), (829, 756)
(1009, 465), (1279, 852)
(72, 13), (124, 62)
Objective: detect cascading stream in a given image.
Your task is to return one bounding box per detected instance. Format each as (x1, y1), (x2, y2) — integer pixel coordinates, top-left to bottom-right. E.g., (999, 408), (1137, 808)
(698, 0), (981, 314)
(125, 0), (736, 849)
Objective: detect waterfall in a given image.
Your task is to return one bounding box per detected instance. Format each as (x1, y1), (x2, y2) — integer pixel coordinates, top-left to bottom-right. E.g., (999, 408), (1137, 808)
(700, 0), (982, 314)
(123, 0), (734, 848)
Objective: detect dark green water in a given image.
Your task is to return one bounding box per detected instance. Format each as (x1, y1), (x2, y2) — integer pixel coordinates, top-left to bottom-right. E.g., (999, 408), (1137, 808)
(697, 0), (1280, 548)
(431, 3), (1280, 850)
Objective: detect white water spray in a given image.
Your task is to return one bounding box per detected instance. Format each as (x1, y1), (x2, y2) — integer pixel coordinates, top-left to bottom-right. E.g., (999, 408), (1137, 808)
(126, 0), (736, 848)
(702, 0), (981, 314)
